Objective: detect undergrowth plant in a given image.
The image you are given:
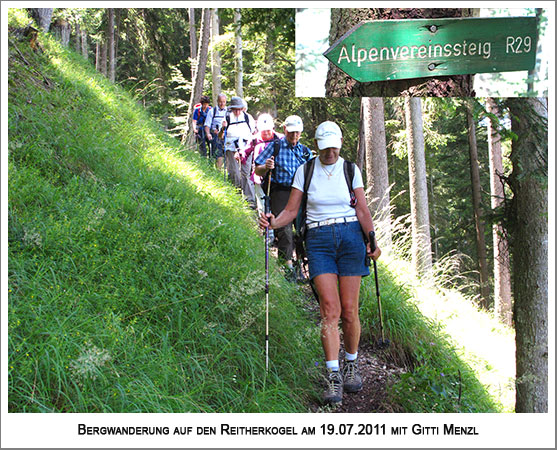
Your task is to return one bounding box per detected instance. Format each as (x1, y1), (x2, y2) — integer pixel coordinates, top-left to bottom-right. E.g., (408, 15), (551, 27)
(360, 207), (514, 412)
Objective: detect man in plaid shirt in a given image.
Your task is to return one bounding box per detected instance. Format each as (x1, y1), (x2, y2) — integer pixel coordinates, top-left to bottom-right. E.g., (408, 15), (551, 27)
(254, 115), (313, 278)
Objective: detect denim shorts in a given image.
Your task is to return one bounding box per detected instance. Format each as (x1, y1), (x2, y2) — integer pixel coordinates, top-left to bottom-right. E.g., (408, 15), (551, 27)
(305, 220), (369, 280)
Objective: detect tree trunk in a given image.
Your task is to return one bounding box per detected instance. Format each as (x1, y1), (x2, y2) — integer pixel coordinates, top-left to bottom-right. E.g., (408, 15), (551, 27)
(508, 97), (548, 413)
(486, 98), (512, 326)
(189, 8), (198, 80)
(234, 8), (244, 97)
(527, 9), (544, 95)
(95, 41), (100, 71)
(405, 97), (432, 275)
(466, 100), (490, 308)
(100, 39), (107, 76)
(60, 20), (71, 47)
(29, 8), (53, 32)
(210, 8), (222, 105)
(107, 8), (116, 82)
(357, 101), (366, 172)
(429, 172), (439, 260)
(74, 22), (81, 54)
(182, 8), (211, 146)
(81, 29), (88, 60)
(265, 22), (278, 117)
(114, 9), (120, 68)
(363, 97), (392, 249)
(325, 8), (475, 97)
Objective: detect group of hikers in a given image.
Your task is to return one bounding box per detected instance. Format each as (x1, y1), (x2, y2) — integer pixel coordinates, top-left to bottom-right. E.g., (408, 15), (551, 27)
(192, 93), (381, 406)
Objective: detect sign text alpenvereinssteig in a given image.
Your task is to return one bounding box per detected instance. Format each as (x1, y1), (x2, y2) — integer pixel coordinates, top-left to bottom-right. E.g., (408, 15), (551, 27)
(323, 17), (538, 82)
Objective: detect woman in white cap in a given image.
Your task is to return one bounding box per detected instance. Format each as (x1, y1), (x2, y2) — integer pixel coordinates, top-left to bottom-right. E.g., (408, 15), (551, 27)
(259, 121), (381, 405)
(238, 113), (284, 212)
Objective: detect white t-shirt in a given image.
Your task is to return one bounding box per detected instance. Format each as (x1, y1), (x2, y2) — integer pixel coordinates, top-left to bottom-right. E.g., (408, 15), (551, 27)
(292, 156), (364, 224)
(224, 112), (255, 151)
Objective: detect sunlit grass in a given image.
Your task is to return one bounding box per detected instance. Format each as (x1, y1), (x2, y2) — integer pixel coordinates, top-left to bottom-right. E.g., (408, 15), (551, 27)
(378, 254), (515, 412)
(360, 203), (515, 412)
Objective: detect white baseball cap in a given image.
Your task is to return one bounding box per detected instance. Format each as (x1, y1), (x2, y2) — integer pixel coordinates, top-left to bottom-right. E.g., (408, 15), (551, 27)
(315, 121), (342, 150)
(283, 115), (303, 132)
(257, 113), (275, 131)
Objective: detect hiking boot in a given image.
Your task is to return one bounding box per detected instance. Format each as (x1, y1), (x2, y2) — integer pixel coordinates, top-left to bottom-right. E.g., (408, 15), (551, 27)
(294, 264), (307, 284)
(285, 266), (297, 283)
(323, 369), (343, 405)
(342, 359), (363, 393)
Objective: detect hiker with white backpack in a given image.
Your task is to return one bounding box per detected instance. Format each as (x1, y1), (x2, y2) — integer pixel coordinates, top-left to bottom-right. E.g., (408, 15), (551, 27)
(218, 96), (256, 203)
(258, 121), (381, 405)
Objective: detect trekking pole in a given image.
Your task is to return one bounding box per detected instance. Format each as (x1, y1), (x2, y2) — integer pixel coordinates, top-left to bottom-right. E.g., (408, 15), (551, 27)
(264, 179), (272, 371)
(368, 231), (390, 349)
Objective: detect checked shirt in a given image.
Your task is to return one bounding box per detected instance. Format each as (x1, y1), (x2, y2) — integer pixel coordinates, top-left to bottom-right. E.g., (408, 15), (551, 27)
(255, 137), (312, 187)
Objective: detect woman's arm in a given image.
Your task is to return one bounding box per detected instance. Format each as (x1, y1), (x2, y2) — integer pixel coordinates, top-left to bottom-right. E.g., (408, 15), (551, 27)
(353, 187), (381, 260)
(259, 188), (303, 230)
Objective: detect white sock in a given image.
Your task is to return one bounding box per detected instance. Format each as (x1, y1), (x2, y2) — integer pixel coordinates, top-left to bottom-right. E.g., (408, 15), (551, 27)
(326, 360), (339, 371)
(345, 351), (358, 361)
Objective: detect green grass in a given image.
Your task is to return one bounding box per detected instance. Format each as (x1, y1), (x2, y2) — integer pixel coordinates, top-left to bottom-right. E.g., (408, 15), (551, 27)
(8, 21), (323, 413)
(8, 9), (514, 413)
(359, 251), (514, 413)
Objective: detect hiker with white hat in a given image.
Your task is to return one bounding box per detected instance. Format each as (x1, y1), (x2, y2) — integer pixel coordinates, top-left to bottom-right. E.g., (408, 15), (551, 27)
(258, 121), (381, 405)
(254, 115), (313, 281)
(238, 113), (284, 213)
(218, 96), (256, 197)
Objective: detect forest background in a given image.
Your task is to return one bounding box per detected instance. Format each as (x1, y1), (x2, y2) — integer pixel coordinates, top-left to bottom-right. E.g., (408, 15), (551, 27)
(26, 6), (548, 303)
(3, 4), (553, 447)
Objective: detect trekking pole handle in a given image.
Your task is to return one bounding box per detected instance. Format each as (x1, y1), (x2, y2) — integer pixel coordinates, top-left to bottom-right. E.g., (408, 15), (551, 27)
(368, 230), (377, 253)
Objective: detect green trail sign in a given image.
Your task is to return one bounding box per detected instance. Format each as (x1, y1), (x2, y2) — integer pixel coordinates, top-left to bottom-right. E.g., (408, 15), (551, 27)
(323, 17), (538, 82)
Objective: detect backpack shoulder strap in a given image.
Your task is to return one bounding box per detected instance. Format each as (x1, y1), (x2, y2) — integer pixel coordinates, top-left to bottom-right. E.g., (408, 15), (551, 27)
(210, 106), (218, 129)
(303, 157), (316, 194)
(244, 112), (252, 133)
(300, 158), (316, 220)
(297, 157), (316, 234)
(272, 137), (281, 158)
(343, 160), (357, 208)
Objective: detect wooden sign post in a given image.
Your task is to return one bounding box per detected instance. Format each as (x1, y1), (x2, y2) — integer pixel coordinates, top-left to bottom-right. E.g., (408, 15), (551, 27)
(323, 17), (538, 82)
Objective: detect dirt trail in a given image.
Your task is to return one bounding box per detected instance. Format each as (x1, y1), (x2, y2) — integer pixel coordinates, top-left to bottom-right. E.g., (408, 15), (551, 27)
(295, 278), (405, 413)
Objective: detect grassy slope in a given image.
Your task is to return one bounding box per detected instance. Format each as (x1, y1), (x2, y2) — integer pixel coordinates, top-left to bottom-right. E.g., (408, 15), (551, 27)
(8, 30), (323, 412)
(364, 255), (515, 412)
(7, 14), (513, 413)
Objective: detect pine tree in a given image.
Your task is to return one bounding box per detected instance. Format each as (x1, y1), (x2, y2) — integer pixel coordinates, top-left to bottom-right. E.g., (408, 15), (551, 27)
(405, 97), (433, 275)
(182, 8), (211, 146)
(362, 97), (392, 248)
(210, 9), (222, 105)
(107, 8), (115, 83)
(486, 98), (512, 325)
(233, 8), (244, 97)
(508, 97), (548, 413)
(188, 8), (197, 80)
(466, 100), (490, 308)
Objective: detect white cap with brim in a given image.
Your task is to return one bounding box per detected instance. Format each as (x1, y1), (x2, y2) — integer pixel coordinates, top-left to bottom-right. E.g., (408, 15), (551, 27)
(315, 121), (342, 150)
(283, 115), (303, 132)
(257, 113), (274, 131)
